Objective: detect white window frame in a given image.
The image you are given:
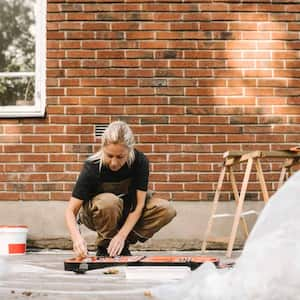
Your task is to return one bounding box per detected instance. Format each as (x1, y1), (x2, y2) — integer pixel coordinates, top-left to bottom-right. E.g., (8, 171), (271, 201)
(0, 0), (46, 118)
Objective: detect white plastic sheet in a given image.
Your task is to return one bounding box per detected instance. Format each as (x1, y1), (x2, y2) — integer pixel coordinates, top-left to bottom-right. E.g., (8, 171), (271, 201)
(152, 171), (300, 300)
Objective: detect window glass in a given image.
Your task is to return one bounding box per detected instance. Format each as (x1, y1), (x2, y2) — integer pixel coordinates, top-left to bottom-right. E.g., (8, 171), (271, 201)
(0, 0), (46, 117)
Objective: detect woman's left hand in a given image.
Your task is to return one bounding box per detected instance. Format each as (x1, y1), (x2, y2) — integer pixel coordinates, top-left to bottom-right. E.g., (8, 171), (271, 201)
(107, 234), (126, 257)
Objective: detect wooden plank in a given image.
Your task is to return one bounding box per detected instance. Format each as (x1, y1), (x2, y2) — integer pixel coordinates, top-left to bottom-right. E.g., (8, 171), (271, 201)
(240, 150), (300, 163)
(225, 156), (247, 167)
(240, 151), (262, 162)
(223, 151), (245, 159)
(259, 150), (300, 158)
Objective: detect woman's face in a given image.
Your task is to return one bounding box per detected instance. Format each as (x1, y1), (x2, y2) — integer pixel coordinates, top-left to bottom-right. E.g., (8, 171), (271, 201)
(103, 143), (129, 171)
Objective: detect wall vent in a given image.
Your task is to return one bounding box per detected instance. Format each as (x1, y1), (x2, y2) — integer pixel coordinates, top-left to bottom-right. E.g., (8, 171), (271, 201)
(95, 124), (107, 137)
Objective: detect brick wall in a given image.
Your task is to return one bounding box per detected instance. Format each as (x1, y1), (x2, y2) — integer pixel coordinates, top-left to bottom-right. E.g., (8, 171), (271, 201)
(1, 0), (300, 202)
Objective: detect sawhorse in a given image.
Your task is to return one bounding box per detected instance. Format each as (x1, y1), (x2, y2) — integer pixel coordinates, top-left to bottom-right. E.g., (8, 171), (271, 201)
(278, 156), (300, 188)
(226, 150), (300, 257)
(201, 151), (251, 253)
(202, 150), (300, 258)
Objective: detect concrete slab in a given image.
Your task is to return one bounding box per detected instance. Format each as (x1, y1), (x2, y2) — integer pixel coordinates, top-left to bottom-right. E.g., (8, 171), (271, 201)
(0, 250), (240, 300)
(0, 201), (263, 250)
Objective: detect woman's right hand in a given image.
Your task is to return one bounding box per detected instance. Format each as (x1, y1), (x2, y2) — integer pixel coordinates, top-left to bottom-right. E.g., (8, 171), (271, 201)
(73, 235), (88, 258)
(65, 197), (87, 258)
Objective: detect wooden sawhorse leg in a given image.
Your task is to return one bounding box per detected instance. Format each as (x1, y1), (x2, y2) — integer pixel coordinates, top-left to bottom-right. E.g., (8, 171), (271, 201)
(278, 158), (296, 188)
(201, 164), (227, 252)
(229, 166), (249, 238)
(254, 158), (269, 203)
(226, 157), (253, 258)
(202, 157), (249, 252)
(226, 155), (270, 257)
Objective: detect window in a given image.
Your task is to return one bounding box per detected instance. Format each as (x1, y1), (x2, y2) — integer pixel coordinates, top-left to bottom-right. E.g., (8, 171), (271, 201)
(0, 0), (46, 118)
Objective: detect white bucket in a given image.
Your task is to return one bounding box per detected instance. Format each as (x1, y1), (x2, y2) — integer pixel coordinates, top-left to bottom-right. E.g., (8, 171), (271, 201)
(0, 226), (28, 255)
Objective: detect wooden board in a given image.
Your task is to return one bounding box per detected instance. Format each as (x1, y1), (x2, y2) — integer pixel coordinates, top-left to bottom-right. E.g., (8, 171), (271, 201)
(289, 146), (300, 152)
(64, 255), (220, 273)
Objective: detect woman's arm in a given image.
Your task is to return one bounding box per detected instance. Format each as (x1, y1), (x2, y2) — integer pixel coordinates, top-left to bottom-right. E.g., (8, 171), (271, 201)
(107, 190), (146, 256)
(65, 197), (87, 257)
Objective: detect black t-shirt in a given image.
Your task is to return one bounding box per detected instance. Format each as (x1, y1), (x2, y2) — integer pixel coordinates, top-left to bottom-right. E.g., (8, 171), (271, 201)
(72, 149), (149, 214)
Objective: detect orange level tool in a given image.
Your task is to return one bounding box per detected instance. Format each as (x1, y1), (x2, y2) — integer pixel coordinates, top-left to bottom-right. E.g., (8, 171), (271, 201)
(64, 255), (220, 274)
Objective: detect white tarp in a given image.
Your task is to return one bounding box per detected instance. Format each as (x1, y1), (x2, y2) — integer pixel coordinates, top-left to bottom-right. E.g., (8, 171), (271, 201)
(152, 171), (300, 300)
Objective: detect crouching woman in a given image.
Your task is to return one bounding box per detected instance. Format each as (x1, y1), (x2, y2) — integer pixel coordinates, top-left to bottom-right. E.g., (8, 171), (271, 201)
(65, 121), (176, 257)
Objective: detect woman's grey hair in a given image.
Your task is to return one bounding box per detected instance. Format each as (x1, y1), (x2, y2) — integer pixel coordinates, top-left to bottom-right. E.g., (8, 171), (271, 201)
(88, 121), (135, 170)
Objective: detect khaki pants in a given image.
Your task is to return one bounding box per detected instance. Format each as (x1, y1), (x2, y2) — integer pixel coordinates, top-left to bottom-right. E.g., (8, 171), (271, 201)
(79, 192), (176, 247)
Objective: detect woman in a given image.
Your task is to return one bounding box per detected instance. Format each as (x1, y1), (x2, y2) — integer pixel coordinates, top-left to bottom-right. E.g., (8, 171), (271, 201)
(65, 121), (176, 257)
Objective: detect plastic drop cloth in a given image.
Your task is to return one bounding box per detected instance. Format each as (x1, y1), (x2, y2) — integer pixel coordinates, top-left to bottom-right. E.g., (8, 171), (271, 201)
(151, 171), (300, 300)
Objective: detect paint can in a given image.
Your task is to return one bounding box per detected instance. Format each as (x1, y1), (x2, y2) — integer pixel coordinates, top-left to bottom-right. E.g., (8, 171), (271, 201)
(0, 226), (28, 255)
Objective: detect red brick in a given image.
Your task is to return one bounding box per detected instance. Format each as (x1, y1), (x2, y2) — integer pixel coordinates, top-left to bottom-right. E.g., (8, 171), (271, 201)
(1, 2), (299, 203)
(172, 23), (199, 31)
(169, 154), (197, 162)
(80, 116), (110, 124)
(198, 135), (226, 143)
(66, 50), (95, 59)
(245, 88), (274, 96)
(0, 136), (20, 143)
(22, 136), (50, 143)
(127, 88), (155, 96)
(256, 135), (285, 143)
(155, 183), (183, 192)
(168, 135), (197, 143)
(50, 116), (79, 124)
(22, 193), (50, 201)
(35, 164), (65, 172)
(172, 192), (201, 201)
(51, 135), (80, 143)
(49, 173), (77, 182)
(97, 69), (125, 77)
(184, 183), (213, 191)
(66, 106), (95, 114)
(5, 164), (34, 173)
(4, 145), (32, 153)
(273, 106), (300, 114)
(7, 183), (33, 192)
(200, 116), (229, 124)
(169, 173), (197, 182)
(184, 13), (211, 22)
(82, 23), (109, 31)
(65, 69), (95, 78)
(67, 12), (95, 21)
(244, 107), (272, 115)
(139, 135), (168, 144)
(244, 70), (273, 77)
(258, 79), (287, 87)
(227, 134), (256, 143)
(230, 116), (258, 124)
(96, 88), (125, 96)
(154, 145), (182, 153)
(50, 154), (78, 162)
(34, 145), (63, 153)
(229, 22), (258, 31)
(0, 193), (20, 201)
(183, 163), (211, 172)
(0, 155), (19, 162)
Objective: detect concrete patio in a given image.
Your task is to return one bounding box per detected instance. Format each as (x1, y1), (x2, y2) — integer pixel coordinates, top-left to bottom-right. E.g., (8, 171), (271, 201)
(0, 250), (240, 300)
